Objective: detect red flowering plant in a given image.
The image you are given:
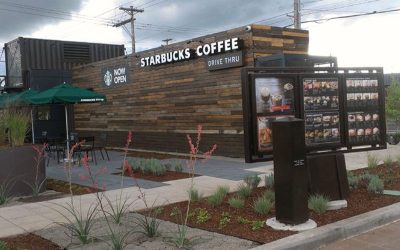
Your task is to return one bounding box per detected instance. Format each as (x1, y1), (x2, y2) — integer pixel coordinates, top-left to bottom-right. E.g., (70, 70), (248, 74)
(26, 143), (48, 197)
(166, 125), (217, 248)
(79, 131), (136, 225)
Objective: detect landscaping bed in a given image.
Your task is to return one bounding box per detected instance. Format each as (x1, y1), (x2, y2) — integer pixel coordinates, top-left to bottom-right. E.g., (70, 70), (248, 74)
(125, 150), (188, 160)
(155, 185), (400, 244)
(45, 178), (101, 195)
(114, 169), (199, 182)
(2, 159), (400, 249)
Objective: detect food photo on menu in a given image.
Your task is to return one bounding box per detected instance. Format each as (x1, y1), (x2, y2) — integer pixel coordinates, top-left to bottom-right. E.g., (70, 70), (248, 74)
(347, 112), (380, 144)
(257, 116), (273, 152)
(302, 78), (339, 111)
(304, 112), (340, 145)
(255, 77), (294, 115)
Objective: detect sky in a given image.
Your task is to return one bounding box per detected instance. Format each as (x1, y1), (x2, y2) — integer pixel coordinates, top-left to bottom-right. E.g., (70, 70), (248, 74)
(0, 0), (399, 76)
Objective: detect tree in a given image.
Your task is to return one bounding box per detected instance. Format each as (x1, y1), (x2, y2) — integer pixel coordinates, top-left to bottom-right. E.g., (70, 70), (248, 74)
(386, 79), (400, 126)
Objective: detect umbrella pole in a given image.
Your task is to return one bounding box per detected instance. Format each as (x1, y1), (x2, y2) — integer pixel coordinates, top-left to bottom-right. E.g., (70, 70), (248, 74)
(30, 108), (35, 144)
(65, 105), (70, 159)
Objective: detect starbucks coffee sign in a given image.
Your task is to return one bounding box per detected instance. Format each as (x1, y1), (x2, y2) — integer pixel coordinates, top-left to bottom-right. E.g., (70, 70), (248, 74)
(140, 37), (241, 67)
(101, 65), (129, 88)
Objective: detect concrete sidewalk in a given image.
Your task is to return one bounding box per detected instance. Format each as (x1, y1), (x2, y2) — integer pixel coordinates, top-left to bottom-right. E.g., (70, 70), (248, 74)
(321, 220), (400, 250)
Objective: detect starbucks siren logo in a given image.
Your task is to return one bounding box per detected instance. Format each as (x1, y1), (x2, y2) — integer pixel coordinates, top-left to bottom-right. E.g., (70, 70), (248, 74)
(104, 70), (113, 86)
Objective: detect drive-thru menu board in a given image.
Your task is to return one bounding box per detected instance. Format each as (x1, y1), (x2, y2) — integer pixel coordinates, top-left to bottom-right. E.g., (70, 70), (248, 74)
(345, 78), (380, 145)
(254, 77), (295, 152)
(303, 78), (341, 146)
(242, 68), (386, 163)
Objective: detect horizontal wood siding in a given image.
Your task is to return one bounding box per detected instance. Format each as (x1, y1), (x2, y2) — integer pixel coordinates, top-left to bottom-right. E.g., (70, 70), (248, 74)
(72, 25), (309, 157)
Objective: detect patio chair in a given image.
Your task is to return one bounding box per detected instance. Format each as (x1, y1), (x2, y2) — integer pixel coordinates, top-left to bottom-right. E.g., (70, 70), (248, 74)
(94, 133), (110, 161)
(47, 137), (66, 165)
(75, 136), (97, 165)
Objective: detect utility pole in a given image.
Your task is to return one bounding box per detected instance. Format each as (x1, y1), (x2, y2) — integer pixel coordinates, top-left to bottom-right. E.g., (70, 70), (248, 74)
(113, 6), (144, 54)
(162, 38), (172, 45)
(294, 0), (301, 29)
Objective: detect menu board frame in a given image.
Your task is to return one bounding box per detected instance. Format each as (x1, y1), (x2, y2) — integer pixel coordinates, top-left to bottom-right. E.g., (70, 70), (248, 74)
(250, 73), (299, 154)
(241, 67), (386, 163)
(299, 74), (344, 150)
(343, 74), (386, 147)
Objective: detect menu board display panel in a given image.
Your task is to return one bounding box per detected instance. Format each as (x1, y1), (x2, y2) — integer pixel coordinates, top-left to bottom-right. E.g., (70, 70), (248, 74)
(255, 77), (295, 115)
(345, 77), (381, 145)
(302, 78), (341, 147)
(253, 76), (296, 153)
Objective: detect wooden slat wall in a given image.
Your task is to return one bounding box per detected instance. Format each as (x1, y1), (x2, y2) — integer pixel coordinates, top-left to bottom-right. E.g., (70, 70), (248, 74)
(251, 24), (309, 59)
(72, 25), (309, 157)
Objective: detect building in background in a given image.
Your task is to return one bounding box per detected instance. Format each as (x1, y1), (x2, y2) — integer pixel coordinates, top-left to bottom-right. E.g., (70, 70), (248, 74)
(3, 37), (124, 138)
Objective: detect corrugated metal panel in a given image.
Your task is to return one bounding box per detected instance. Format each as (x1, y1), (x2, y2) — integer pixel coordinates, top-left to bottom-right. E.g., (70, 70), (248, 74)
(11, 37), (124, 71)
(5, 37), (124, 88)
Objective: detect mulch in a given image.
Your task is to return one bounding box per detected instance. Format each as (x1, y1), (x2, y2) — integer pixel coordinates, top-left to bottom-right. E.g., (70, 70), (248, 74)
(46, 178), (101, 195)
(114, 169), (199, 182)
(0, 233), (62, 250)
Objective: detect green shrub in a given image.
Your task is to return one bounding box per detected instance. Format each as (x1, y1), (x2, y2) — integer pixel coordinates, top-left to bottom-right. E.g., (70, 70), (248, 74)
(347, 172), (360, 190)
(147, 159), (166, 176)
(164, 163), (172, 171)
(263, 190), (275, 202)
(127, 158), (142, 172)
(237, 216), (251, 224)
(187, 187), (201, 202)
(218, 212), (230, 229)
(384, 154), (394, 166)
(217, 185), (230, 196)
(195, 208), (210, 224)
(228, 196), (244, 209)
(207, 186), (229, 207)
(367, 153), (379, 168)
(4, 108), (30, 147)
(237, 183), (251, 198)
(251, 220), (264, 231)
(0, 241), (8, 250)
(253, 197), (273, 215)
(265, 174), (274, 189)
(169, 206), (181, 217)
(136, 158), (166, 176)
(174, 161), (183, 172)
(244, 174), (261, 189)
(367, 176), (384, 194)
(308, 194), (329, 214)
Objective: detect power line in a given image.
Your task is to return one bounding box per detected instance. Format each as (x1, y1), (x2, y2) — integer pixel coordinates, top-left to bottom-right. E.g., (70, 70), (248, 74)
(0, 1), (115, 24)
(0, 6), (112, 26)
(299, 7), (400, 25)
(114, 6), (144, 54)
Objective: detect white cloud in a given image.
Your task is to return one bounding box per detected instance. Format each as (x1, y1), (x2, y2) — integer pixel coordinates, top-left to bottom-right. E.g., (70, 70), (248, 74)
(305, 13), (400, 73)
(30, 0), (126, 45)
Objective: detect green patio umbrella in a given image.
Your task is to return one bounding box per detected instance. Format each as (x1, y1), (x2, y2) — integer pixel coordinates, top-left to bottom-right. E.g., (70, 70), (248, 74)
(29, 83), (106, 153)
(0, 93), (17, 108)
(9, 89), (39, 104)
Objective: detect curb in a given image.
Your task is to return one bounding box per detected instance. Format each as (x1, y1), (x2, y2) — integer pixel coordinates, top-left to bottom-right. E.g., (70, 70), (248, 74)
(251, 201), (400, 250)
